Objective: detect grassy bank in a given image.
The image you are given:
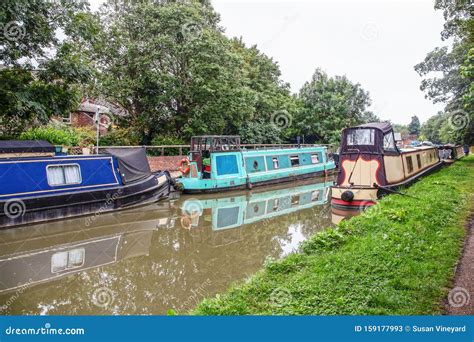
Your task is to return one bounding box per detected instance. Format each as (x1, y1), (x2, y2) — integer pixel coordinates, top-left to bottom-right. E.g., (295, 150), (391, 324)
(194, 155), (474, 315)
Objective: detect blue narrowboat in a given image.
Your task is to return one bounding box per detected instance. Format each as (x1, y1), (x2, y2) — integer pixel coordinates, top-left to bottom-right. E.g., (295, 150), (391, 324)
(0, 140), (171, 228)
(176, 136), (336, 193)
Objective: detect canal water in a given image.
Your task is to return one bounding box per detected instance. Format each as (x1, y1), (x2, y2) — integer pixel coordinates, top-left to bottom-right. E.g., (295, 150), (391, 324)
(0, 177), (337, 315)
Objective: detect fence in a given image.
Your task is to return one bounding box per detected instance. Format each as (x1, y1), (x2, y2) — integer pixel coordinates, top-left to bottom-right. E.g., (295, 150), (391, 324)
(67, 144), (335, 156)
(80, 144), (334, 156)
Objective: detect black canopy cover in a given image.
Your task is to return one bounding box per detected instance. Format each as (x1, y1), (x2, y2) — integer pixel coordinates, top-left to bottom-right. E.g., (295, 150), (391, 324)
(0, 140), (55, 153)
(103, 147), (152, 184)
(340, 122), (394, 154)
(354, 122), (393, 134)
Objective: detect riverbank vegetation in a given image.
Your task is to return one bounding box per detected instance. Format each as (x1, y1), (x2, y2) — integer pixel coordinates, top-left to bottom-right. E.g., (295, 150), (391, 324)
(195, 156), (474, 315)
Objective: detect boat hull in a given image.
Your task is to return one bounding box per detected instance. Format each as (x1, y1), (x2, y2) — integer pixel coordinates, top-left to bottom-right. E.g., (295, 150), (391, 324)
(182, 168), (335, 194)
(331, 158), (443, 209)
(0, 173), (171, 229)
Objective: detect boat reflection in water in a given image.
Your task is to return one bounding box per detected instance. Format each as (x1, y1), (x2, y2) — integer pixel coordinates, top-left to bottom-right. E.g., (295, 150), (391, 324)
(180, 181), (332, 231)
(0, 178), (333, 315)
(331, 206), (366, 225)
(0, 203), (175, 294)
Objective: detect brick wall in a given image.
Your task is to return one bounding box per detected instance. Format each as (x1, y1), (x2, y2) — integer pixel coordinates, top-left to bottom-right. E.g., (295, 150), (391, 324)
(71, 112), (110, 135)
(148, 156), (183, 172)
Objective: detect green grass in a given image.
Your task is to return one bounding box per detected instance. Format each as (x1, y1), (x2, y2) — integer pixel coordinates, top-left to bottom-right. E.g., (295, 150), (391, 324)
(194, 155), (474, 315)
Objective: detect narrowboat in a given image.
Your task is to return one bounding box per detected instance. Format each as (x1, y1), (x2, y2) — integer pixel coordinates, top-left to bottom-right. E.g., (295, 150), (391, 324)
(438, 144), (465, 163)
(0, 202), (174, 294)
(176, 136), (336, 193)
(180, 180), (332, 230)
(331, 122), (443, 210)
(0, 140), (171, 228)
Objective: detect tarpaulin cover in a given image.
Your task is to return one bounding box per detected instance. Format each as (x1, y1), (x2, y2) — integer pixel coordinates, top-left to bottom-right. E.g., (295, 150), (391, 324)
(355, 122), (393, 134)
(103, 147), (152, 184)
(0, 140), (55, 153)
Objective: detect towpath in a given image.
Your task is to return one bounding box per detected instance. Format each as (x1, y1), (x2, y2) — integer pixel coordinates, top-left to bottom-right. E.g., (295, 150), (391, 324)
(445, 213), (474, 315)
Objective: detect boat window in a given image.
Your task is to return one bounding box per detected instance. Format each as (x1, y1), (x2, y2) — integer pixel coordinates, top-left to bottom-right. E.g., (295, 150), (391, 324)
(216, 207), (240, 228)
(273, 199), (280, 211)
(311, 190), (321, 202)
(346, 129), (375, 145)
(406, 156), (414, 173)
(291, 195), (300, 205)
(51, 248), (85, 273)
(383, 133), (396, 151)
(290, 155), (300, 167)
(47, 164), (82, 186)
(311, 154), (320, 164)
(417, 155), (422, 169)
(245, 201), (266, 219)
(272, 157), (279, 169)
(216, 155), (239, 176)
(253, 160), (259, 170)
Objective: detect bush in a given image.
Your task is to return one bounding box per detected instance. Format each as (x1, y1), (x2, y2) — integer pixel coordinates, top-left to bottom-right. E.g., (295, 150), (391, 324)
(19, 125), (96, 147)
(74, 127), (96, 147)
(20, 126), (78, 146)
(99, 127), (141, 146)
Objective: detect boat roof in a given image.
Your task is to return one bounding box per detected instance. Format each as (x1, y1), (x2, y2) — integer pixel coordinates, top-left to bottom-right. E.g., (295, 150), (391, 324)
(0, 140), (55, 154)
(399, 146), (437, 152)
(353, 122), (393, 134)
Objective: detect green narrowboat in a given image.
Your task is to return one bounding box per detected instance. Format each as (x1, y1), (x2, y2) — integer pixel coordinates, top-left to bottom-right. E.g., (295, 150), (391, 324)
(176, 136), (336, 193)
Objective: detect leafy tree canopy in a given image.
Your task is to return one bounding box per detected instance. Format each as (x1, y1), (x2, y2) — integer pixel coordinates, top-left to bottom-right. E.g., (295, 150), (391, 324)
(0, 0), (92, 136)
(408, 115), (421, 135)
(295, 68), (377, 145)
(415, 0), (473, 144)
(67, 0), (297, 144)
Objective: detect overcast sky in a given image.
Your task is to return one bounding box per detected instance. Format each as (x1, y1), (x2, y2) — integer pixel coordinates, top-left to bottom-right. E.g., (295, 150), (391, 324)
(90, 0), (447, 125)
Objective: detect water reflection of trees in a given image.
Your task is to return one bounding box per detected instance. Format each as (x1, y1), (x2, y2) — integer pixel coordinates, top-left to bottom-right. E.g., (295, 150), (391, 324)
(0, 204), (332, 315)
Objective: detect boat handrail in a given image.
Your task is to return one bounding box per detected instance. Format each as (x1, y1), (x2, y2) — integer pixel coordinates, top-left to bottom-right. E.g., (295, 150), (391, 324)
(87, 144), (335, 156)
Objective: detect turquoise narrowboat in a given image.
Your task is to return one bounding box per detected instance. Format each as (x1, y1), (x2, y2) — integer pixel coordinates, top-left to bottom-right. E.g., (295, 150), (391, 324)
(176, 136), (336, 193)
(180, 180), (332, 231)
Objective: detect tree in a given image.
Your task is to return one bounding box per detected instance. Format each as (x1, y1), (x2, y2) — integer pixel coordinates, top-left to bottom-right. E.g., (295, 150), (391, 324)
(0, 0), (92, 137)
(414, 0), (473, 144)
(420, 112), (446, 143)
(408, 115), (421, 135)
(230, 38), (297, 143)
(70, 0), (295, 144)
(295, 68), (376, 145)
